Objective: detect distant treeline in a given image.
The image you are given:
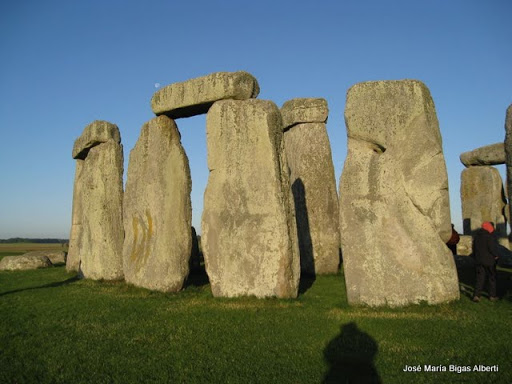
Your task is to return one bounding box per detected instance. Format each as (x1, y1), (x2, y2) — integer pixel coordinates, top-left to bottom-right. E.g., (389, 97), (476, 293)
(0, 238), (69, 244)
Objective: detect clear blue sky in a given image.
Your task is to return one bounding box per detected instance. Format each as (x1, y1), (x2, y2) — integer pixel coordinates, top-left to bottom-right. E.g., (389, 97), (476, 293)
(0, 0), (510, 238)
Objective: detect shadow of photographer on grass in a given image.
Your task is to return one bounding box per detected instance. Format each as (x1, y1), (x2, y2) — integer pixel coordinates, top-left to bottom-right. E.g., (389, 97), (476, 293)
(323, 322), (381, 384)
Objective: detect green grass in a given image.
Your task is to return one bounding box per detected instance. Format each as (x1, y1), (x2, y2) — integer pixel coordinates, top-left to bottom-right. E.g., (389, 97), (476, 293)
(0, 264), (511, 384)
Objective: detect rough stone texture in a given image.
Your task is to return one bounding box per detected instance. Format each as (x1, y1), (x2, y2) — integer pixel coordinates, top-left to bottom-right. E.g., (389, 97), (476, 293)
(151, 71), (260, 118)
(456, 235), (473, 256)
(281, 99), (340, 275)
(460, 166), (508, 247)
(72, 120), (121, 159)
(23, 251), (66, 264)
(0, 255), (52, 271)
(123, 116), (192, 292)
(460, 143), (505, 167)
(202, 99), (300, 298)
(339, 80), (459, 307)
(504, 104), (512, 235)
(281, 98), (328, 130)
(67, 121), (124, 280)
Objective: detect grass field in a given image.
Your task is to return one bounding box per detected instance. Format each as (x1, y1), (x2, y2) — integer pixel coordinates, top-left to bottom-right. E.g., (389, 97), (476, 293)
(0, 244), (511, 384)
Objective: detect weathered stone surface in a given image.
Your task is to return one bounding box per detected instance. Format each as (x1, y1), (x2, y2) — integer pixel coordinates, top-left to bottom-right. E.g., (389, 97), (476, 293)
(460, 166), (508, 247)
(339, 80), (459, 307)
(72, 120), (121, 159)
(281, 98), (339, 275)
(456, 235), (473, 256)
(67, 122), (124, 280)
(202, 99), (300, 298)
(23, 251), (66, 264)
(123, 116), (192, 292)
(460, 143), (505, 167)
(151, 71), (260, 118)
(0, 255), (52, 271)
(504, 104), (512, 235)
(281, 98), (328, 130)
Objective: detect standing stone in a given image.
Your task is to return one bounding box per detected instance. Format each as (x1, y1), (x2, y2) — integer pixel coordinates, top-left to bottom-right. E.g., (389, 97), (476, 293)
(67, 121), (124, 280)
(202, 99), (300, 298)
(339, 80), (459, 307)
(460, 143), (505, 167)
(151, 71), (260, 118)
(504, 104), (512, 235)
(460, 166), (508, 247)
(281, 98), (340, 275)
(123, 116), (192, 292)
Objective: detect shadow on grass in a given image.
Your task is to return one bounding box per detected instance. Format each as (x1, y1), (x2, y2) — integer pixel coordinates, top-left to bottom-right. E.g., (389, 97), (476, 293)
(0, 275), (80, 297)
(323, 322), (381, 384)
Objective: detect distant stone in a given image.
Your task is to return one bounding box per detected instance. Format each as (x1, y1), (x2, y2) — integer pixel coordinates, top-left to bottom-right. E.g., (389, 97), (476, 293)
(460, 143), (505, 167)
(456, 235), (472, 256)
(281, 98), (340, 275)
(123, 116), (192, 292)
(151, 71), (260, 118)
(504, 104), (512, 234)
(202, 99), (300, 298)
(0, 255), (52, 271)
(72, 120), (121, 159)
(339, 79), (459, 307)
(23, 251), (66, 264)
(281, 98), (328, 130)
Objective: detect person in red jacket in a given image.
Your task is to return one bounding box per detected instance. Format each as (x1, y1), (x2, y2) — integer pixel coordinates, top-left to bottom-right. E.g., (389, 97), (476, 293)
(472, 221), (500, 302)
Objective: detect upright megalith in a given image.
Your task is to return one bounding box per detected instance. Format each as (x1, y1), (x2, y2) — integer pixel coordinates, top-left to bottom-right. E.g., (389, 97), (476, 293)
(67, 121), (124, 280)
(281, 98), (340, 275)
(339, 80), (459, 307)
(202, 99), (300, 298)
(123, 115), (192, 292)
(504, 104), (512, 234)
(151, 71), (260, 118)
(460, 166), (508, 246)
(460, 143), (505, 167)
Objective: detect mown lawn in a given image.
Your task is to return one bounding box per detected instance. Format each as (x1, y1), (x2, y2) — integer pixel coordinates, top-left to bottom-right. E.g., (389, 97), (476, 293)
(0, 260), (511, 383)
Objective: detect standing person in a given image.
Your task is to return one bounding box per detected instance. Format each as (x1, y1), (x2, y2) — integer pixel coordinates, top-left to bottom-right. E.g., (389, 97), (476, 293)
(472, 221), (500, 302)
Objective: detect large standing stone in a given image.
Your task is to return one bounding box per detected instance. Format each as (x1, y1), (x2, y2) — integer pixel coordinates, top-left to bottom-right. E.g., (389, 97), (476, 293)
(460, 166), (508, 246)
(339, 80), (459, 307)
(123, 116), (192, 292)
(460, 143), (505, 167)
(281, 98), (340, 275)
(504, 104), (512, 235)
(151, 71), (260, 118)
(202, 99), (300, 298)
(67, 121), (124, 280)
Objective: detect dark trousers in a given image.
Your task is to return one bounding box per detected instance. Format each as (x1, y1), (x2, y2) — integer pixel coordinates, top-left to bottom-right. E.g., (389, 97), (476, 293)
(474, 264), (497, 298)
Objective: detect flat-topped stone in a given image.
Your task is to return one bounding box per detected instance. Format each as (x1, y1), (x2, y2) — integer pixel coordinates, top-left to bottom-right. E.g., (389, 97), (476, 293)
(72, 120), (121, 159)
(460, 143), (505, 167)
(0, 255), (52, 271)
(281, 98), (328, 130)
(151, 71), (260, 118)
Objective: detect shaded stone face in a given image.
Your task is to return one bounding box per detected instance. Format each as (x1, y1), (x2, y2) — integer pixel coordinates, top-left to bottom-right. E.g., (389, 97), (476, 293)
(151, 71), (260, 118)
(123, 116), (192, 292)
(461, 166), (508, 247)
(0, 255), (53, 271)
(460, 143), (505, 167)
(67, 121), (124, 280)
(504, 104), (512, 235)
(281, 99), (340, 275)
(202, 99), (300, 298)
(339, 80), (459, 307)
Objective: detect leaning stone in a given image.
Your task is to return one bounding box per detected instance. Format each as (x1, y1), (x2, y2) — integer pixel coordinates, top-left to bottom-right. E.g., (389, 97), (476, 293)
(123, 116), (192, 292)
(504, 104), (512, 234)
(151, 71), (260, 118)
(23, 251), (66, 264)
(460, 166), (508, 245)
(0, 255), (52, 271)
(281, 99), (340, 275)
(460, 143), (505, 167)
(72, 120), (121, 159)
(202, 99), (300, 298)
(339, 79), (459, 307)
(281, 98), (328, 130)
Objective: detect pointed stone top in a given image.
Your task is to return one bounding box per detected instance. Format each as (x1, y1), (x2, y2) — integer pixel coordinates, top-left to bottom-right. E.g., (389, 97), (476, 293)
(280, 98), (328, 130)
(460, 142), (505, 167)
(72, 120), (120, 159)
(151, 71), (260, 119)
